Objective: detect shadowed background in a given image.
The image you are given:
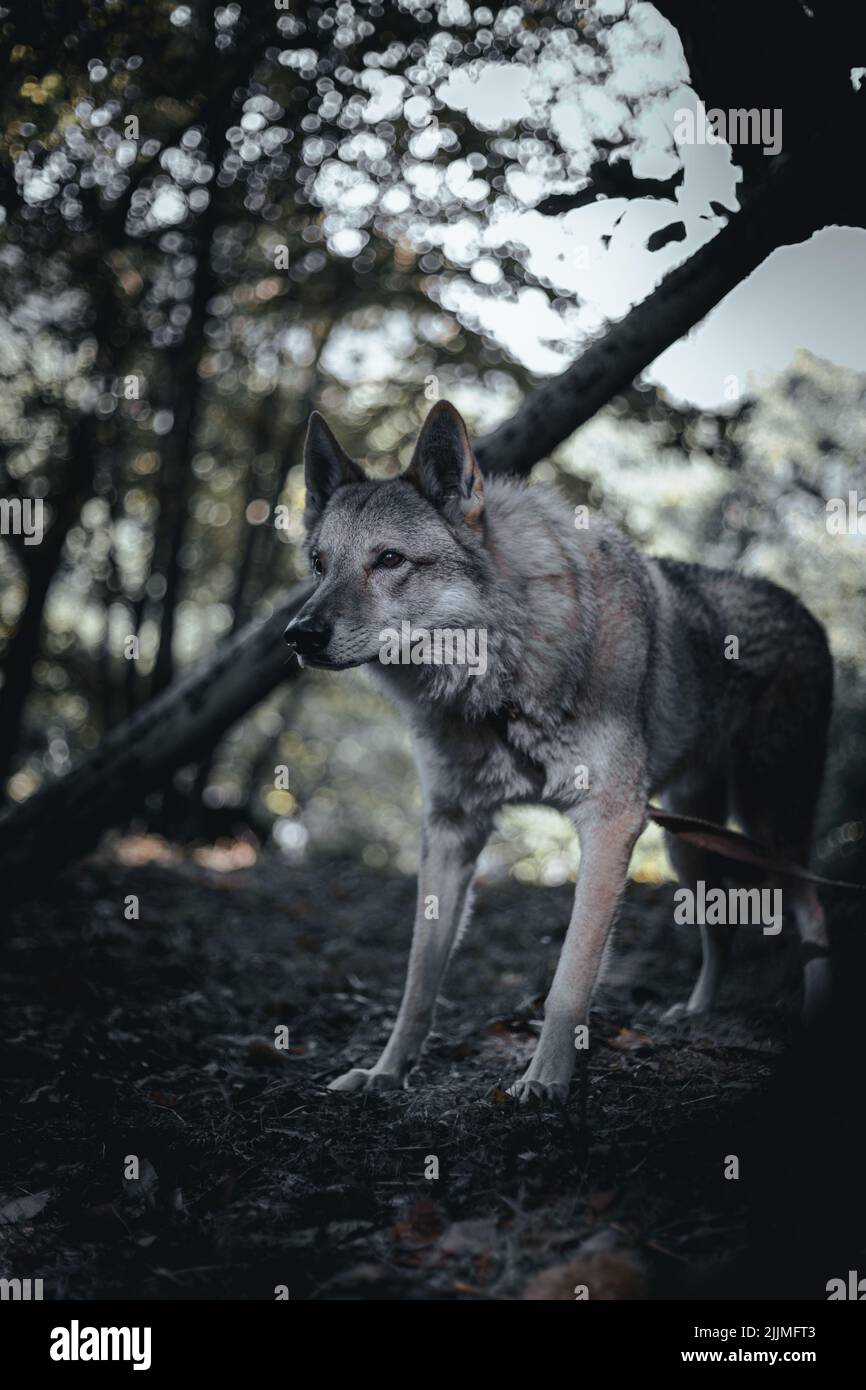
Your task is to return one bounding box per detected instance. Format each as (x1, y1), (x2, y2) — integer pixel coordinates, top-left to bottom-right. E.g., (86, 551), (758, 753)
(1, 0), (865, 1303)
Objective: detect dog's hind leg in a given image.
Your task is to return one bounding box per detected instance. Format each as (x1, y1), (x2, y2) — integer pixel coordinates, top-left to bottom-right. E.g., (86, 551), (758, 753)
(661, 771), (735, 1018)
(786, 881), (830, 1021)
(328, 809), (491, 1094)
(728, 626), (833, 1021)
(732, 734), (831, 1020)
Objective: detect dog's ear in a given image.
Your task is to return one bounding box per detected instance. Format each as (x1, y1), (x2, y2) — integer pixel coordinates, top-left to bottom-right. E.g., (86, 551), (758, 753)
(405, 400), (484, 529)
(304, 412), (365, 528)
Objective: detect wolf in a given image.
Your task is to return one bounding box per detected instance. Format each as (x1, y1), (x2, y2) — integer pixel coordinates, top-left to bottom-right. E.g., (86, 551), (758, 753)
(284, 401), (833, 1103)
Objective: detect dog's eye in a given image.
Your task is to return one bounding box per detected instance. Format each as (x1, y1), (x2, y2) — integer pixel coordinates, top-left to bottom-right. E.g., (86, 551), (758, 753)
(376, 550), (405, 570)
(311, 552), (323, 576)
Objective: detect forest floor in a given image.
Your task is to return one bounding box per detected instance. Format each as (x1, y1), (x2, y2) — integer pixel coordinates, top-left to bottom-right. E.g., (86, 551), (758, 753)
(2, 842), (864, 1302)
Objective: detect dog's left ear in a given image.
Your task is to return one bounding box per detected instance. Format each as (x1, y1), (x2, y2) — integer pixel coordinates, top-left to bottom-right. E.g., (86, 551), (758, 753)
(405, 400), (484, 529)
(304, 412), (366, 530)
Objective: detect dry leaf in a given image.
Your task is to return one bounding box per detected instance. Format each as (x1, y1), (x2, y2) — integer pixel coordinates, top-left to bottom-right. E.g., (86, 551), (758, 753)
(0, 1189), (53, 1224)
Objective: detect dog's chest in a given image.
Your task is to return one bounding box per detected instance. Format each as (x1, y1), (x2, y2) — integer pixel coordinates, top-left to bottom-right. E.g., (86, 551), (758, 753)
(424, 703), (564, 811)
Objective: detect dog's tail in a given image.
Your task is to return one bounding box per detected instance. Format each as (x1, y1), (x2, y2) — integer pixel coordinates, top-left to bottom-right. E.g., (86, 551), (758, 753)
(646, 805), (865, 892)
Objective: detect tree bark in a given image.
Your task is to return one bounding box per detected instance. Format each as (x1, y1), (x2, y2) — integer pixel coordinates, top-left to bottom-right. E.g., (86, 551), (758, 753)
(0, 581), (312, 899)
(0, 415), (99, 785)
(0, 539), (64, 786)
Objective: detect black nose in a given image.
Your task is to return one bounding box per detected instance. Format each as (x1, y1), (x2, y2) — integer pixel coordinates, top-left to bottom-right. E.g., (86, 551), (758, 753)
(283, 613), (332, 657)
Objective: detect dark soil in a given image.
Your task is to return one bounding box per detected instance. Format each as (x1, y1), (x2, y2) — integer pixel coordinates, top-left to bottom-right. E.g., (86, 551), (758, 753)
(2, 850), (864, 1301)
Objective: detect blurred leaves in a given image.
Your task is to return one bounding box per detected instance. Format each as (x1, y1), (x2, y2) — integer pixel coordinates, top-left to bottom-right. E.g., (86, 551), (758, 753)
(0, 2), (863, 883)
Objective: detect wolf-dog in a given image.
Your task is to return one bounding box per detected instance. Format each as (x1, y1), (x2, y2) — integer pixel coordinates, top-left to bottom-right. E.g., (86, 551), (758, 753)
(284, 401), (833, 1103)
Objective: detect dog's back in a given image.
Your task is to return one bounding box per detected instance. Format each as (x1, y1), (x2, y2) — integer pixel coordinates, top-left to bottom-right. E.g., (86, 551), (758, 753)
(477, 477), (832, 811)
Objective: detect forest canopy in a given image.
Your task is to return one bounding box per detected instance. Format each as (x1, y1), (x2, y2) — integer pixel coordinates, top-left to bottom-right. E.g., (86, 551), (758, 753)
(1, 0), (864, 885)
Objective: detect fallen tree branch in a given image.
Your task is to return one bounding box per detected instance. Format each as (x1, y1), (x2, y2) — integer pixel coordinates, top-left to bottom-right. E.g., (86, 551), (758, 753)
(475, 142), (835, 478)
(0, 581), (312, 898)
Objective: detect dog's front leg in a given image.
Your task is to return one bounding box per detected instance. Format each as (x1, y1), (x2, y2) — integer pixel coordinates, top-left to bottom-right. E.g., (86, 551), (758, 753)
(508, 804), (645, 1105)
(329, 812), (489, 1094)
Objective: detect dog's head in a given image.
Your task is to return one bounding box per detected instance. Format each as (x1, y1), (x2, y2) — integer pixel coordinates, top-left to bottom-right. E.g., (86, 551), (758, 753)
(283, 401), (490, 672)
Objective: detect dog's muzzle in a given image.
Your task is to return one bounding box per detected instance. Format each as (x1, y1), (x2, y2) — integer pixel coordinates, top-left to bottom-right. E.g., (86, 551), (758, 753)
(283, 613), (332, 659)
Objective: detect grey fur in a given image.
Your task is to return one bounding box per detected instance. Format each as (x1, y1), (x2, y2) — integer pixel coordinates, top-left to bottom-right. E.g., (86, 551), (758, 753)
(285, 402), (833, 1103)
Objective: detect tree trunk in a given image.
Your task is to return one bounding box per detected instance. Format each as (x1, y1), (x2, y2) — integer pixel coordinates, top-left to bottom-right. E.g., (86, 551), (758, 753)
(0, 415), (99, 787)
(0, 581), (312, 900)
(0, 543), (63, 786)
(149, 226), (219, 698)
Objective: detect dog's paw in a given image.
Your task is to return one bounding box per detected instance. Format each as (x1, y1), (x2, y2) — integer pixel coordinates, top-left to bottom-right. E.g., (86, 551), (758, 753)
(660, 1001), (689, 1023)
(506, 1075), (569, 1106)
(802, 956), (832, 1019)
(662, 999), (710, 1022)
(327, 1067), (403, 1095)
